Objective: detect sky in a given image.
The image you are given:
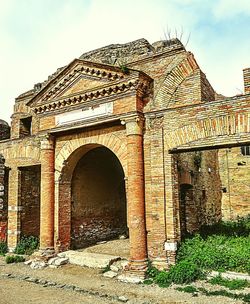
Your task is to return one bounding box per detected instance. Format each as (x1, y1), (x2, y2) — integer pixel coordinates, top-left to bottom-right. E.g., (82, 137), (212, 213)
(0, 0), (250, 123)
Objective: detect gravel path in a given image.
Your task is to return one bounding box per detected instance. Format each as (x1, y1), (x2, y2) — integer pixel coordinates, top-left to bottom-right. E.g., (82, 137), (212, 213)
(0, 256), (245, 304)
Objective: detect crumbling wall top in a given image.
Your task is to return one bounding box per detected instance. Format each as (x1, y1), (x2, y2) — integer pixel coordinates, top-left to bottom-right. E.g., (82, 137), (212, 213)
(79, 38), (185, 65)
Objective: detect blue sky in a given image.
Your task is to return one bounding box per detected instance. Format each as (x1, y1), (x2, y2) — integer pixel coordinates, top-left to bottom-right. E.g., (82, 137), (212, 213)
(1, 0), (250, 122)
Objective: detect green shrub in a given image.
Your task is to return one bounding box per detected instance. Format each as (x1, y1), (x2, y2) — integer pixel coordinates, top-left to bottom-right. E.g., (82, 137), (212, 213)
(145, 260), (204, 287)
(154, 270), (171, 287)
(5, 255), (25, 264)
(14, 235), (39, 255)
(146, 263), (160, 279)
(0, 241), (8, 255)
(209, 275), (250, 290)
(167, 260), (205, 284)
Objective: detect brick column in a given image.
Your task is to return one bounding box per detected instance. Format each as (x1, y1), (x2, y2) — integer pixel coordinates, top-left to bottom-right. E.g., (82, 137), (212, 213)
(122, 116), (147, 281)
(40, 135), (55, 251)
(7, 167), (21, 251)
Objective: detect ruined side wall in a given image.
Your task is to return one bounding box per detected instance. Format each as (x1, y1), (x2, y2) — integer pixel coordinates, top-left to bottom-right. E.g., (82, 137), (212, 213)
(218, 147), (250, 219)
(177, 150), (222, 234)
(20, 166), (40, 237)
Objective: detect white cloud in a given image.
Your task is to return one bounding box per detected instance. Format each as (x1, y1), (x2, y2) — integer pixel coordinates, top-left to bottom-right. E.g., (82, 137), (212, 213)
(0, 0), (249, 123)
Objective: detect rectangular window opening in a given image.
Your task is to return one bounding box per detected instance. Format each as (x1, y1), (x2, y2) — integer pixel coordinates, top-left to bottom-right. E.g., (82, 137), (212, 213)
(19, 117), (32, 137)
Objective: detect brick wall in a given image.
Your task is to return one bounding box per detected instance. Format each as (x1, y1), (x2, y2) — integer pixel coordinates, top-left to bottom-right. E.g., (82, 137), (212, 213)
(20, 166), (40, 237)
(219, 147), (250, 219)
(0, 155), (8, 242)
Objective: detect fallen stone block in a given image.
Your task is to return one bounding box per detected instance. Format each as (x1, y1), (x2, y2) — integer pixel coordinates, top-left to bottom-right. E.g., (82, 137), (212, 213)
(103, 271), (118, 278)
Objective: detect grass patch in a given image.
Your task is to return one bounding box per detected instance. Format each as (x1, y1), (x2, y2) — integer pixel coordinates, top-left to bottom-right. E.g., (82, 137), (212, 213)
(145, 261), (205, 288)
(176, 286), (250, 303)
(177, 216), (250, 274)
(209, 275), (250, 290)
(176, 285), (198, 293)
(145, 216), (250, 290)
(5, 255), (25, 264)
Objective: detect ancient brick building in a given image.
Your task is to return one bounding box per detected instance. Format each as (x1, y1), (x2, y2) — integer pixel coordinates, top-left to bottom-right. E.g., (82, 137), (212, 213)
(0, 38), (249, 278)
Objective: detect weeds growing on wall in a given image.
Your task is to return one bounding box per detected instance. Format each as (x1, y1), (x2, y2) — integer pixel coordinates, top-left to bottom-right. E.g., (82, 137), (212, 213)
(14, 235), (39, 255)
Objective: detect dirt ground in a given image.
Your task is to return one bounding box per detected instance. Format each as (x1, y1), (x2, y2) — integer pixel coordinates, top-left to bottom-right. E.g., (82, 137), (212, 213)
(81, 238), (130, 258)
(0, 255), (245, 304)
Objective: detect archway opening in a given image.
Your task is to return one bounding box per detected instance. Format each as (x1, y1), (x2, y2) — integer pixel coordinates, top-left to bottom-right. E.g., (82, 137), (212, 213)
(70, 146), (127, 249)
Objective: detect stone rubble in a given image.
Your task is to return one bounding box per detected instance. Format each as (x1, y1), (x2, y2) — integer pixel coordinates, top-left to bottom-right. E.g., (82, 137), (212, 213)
(24, 255), (69, 270)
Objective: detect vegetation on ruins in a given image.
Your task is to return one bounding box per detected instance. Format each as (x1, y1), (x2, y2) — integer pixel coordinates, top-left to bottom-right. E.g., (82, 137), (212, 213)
(145, 216), (250, 301)
(176, 285), (250, 303)
(14, 235), (39, 255)
(0, 241), (8, 255)
(5, 255), (25, 264)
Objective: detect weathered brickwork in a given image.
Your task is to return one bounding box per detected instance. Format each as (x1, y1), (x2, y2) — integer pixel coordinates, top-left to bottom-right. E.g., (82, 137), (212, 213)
(177, 150), (222, 234)
(218, 147), (250, 219)
(0, 38), (249, 277)
(20, 166), (40, 237)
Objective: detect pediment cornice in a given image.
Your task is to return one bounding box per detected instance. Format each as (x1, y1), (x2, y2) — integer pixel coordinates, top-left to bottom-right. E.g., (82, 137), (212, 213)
(27, 59), (135, 108)
(33, 73), (152, 115)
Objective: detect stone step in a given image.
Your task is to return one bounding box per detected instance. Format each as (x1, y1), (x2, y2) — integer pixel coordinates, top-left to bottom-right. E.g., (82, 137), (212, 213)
(58, 250), (121, 269)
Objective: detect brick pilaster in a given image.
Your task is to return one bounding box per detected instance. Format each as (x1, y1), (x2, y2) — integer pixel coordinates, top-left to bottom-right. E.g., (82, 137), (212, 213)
(7, 167), (21, 251)
(164, 153), (180, 265)
(40, 135), (55, 250)
(243, 68), (250, 94)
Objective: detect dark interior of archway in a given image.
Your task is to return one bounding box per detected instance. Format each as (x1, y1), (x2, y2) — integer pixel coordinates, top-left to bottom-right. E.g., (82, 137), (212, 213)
(71, 146), (127, 249)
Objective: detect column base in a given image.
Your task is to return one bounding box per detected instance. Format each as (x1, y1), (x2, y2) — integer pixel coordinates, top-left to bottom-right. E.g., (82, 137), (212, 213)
(118, 259), (147, 283)
(31, 247), (56, 261)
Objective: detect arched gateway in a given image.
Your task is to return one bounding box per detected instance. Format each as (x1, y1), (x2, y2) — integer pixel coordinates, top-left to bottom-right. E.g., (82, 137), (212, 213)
(54, 133), (128, 251)
(1, 38), (250, 281)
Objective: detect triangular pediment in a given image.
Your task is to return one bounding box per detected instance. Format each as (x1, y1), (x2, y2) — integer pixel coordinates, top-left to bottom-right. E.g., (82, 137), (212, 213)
(27, 59), (129, 108)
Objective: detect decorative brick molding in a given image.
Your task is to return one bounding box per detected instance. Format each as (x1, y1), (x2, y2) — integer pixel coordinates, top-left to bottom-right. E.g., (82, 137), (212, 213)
(155, 53), (199, 105)
(55, 130), (127, 182)
(166, 112), (250, 151)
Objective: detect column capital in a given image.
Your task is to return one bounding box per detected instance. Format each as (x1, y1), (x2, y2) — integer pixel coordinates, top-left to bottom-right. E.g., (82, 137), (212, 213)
(121, 116), (144, 136)
(40, 134), (54, 150)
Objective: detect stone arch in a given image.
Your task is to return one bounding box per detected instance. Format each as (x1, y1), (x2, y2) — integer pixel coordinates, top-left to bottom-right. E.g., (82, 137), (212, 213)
(166, 112), (250, 150)
(55, 132), (127, 182)
(54, 132), (128, 252)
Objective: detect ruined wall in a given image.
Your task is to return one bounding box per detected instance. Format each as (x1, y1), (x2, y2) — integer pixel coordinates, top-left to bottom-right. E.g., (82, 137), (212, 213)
(71, 147), (127, 249)
(0, 120), (10, 140)
(20, 166), (40, 237)
(218, 147), (250, 220)
(177, 150), (222, 235)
